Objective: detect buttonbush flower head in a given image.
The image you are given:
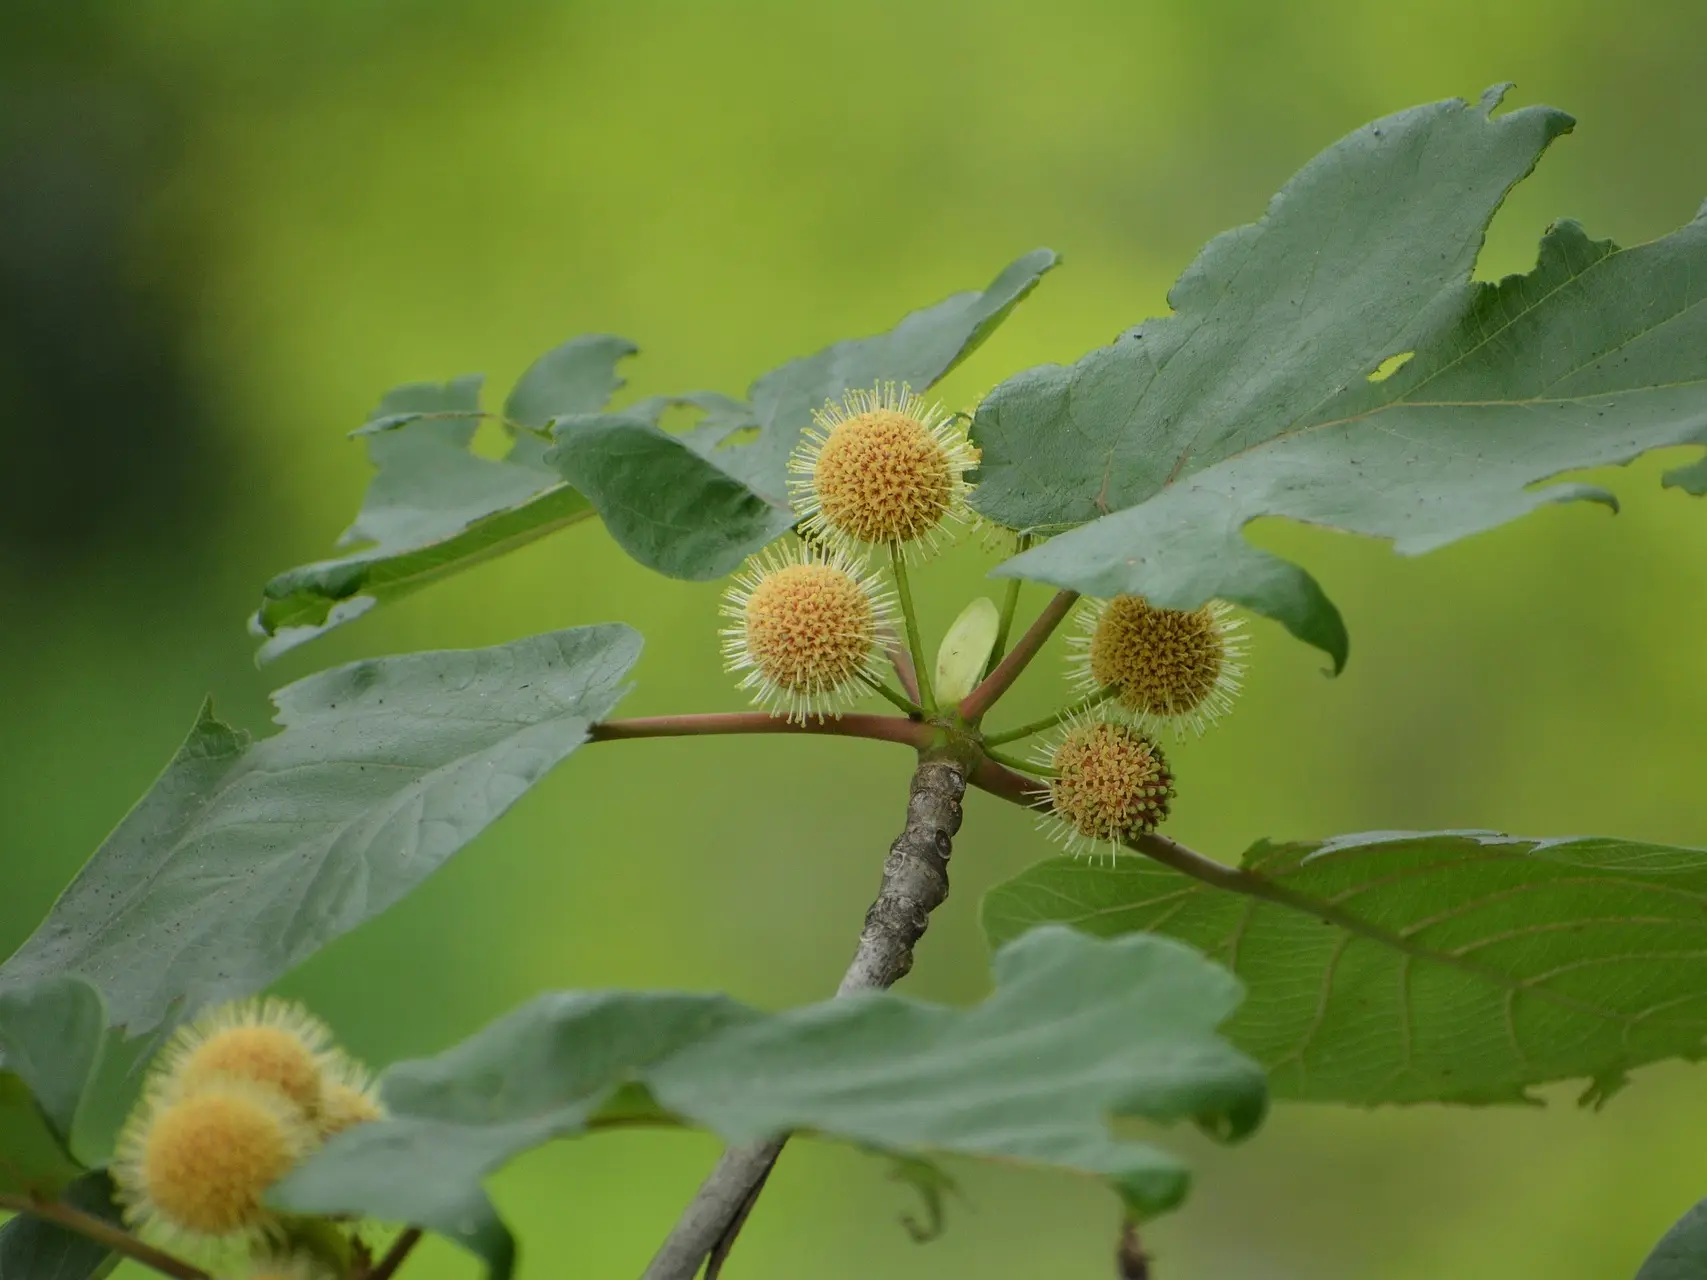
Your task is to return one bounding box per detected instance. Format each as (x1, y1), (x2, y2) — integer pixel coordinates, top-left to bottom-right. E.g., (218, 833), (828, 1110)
(789, 382), (978, 558)
(1033, 716), (1175, 859)
(720, 543), (898, 723)
(112, 1079), (315, 1248)
(157, 997), (336, 1121)
(316, 1053), (386, 1139)
(1067, 595), (1246, 737)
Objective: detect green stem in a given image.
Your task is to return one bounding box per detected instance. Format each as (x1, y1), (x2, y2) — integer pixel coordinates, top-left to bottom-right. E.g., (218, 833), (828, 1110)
(0, 1193), (208, 1280)
(859, 673), (926, 717)
(983, 534), (1031, 676)
(890, 546), (937, 714)
(983, 684), (1119, 746)
(982, 747), (1054, 777)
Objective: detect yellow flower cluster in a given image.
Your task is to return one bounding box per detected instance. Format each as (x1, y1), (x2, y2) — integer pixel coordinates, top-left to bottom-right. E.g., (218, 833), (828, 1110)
(111, 997), (385, 1274)
(723, 382), (976, 721)
(1035, 595), (1247, 855)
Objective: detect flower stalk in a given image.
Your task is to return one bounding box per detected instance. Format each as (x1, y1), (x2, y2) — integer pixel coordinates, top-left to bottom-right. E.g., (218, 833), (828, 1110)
(982, 683), (1119, 746)
(890, 547), (937, 714)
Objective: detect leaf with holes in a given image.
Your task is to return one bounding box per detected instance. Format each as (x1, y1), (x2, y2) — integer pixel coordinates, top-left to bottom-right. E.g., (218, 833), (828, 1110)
(0, 626), (640, 1036)
(271, 927), (1264, 1277)
(976, 88), (1707, 670)
(250, 335), (634, 660)
(983, 832), (1707, 1106)
(711, 248), (1059, 503)
(540, 250), (1060, 578)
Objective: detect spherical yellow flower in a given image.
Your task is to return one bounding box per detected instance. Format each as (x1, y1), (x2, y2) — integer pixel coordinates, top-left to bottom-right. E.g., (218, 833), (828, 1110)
(317, 1054), (386, 1139)
(1034, 718), (1174, 858)
(158, 997), (335, 1121)
(788, 382), (978, 558)
(112, 1080), (315, 1247)
(1067, 595), (1246, 737)
(720, 543), (898, 723)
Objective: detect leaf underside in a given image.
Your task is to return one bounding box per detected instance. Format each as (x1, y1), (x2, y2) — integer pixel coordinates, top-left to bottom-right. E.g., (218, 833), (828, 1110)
(977, 87), (1707, 669)
(983, 832), (1707, 1107)
(0, 627), (640, 1037)
(1635, 1197), (1707, 1280)
(254, 251), (1058, 656)
(0, 978), (105, 1199)
(272, 927), (1265, 1277)
(252, 335), (636, 660)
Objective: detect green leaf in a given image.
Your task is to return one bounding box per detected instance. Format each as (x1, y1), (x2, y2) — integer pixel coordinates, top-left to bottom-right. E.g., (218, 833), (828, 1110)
(272, 927), (1263, 1274)
(503, 334), (636, 430)
(541, 251), (1060, 579)
(255, 253), (1056, 649)
(251, 336), (635, 660)
(0, 978), (105, 1145)
(720, 249), (1060, 503)
(0, 626), (640, 1036)
(974, 89), (1706, 670)
(0, 1172), (122, 1280)
(933, 597), (1001, 705)
(546, 410), (796, 580)
(1636, 1197), (1707, 1280)
(984, 832), (1707, 1106)
(884, 1154), (962, 1244)
(0, 978), (104, 1197)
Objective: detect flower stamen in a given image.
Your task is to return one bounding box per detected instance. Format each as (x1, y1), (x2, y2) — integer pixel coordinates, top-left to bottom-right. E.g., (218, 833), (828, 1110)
(1066, 595), (1246, 737)
(788, 382), (978, 559)
(719, 542), (899, 723)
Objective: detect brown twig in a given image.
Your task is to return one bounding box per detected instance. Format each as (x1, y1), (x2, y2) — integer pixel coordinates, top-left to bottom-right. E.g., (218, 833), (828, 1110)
(0, 1192), (210, 1280)
(641, 754), (969, 1280)
(885, 631), (922, 704)
(971, 756), (1245, 892)
(590, 712), (930, 749)
(367, 1227), (423, 1280)
(970, 756), (1564, 995)
(958, 590), (1078, 722)
(1117, 1219), (1150, 1280)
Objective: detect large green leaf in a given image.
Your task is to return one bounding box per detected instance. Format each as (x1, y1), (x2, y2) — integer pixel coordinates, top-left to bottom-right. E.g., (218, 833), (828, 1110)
(254, 253), (1057, 656)
(0, 1172), (122, 1280)
(1636, 1198), (1707, 1280)
(272, 927), (1263, 1276)
(538, 249), (1059, 581)
(540, 250), (1061, 580)
(983, 832), (1707, 1106)
(0, 626), (640, 1035)
(977, 90), (1707, 669)
(716, 248), (1060, 502)
(250, 336), (634, 660)
(0, 978), (104, 1197)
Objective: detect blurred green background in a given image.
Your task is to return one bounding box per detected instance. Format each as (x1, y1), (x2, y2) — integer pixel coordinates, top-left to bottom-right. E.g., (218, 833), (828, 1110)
(4, 2), (1706, 1276)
